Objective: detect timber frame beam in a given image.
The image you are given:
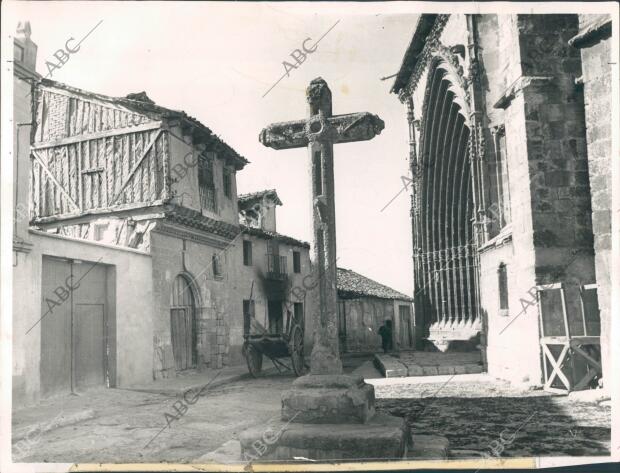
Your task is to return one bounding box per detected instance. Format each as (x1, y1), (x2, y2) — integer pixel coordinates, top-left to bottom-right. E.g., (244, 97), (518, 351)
(32, 121), (162, 150)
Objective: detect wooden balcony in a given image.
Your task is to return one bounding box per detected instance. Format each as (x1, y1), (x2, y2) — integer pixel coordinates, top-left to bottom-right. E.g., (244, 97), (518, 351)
(266, 254), (287, 280)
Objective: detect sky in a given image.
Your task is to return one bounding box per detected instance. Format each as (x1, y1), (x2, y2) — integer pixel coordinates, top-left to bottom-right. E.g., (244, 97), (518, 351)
(5, 2), (419, 296)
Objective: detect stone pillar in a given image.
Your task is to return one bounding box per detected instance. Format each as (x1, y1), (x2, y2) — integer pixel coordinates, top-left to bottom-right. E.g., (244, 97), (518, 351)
(307, 82), (342, 373)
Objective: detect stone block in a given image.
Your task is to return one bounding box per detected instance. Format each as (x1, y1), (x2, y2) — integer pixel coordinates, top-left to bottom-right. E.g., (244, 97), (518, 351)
(437, 365), (455, 375)
(465, 364), (483, 374)
(407, 365), (425, 376)
(453, 365), (467, 374)
(422, 366), (439, 376)
(545, 170), (571, 187)
(281, 374), (375, 424)
(407, 434), (450, 460)
(239, 412), (410, 461)
(374, 354), (408, 378)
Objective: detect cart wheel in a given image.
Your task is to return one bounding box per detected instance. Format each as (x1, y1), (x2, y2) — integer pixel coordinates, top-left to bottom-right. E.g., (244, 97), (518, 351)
(245, 344), (262, 377)
(290, 325), (306, 376)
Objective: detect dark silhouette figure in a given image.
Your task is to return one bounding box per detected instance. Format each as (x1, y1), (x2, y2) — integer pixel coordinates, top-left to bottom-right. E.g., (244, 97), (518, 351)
(378, 319), (393, 353)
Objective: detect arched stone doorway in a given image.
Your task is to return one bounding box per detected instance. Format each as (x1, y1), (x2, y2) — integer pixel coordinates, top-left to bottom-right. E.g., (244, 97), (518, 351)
(170, 274), (197, 370)
(412, 57), (481, 347)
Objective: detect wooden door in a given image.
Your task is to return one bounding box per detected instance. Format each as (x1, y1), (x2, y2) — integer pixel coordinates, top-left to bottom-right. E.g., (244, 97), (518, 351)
(40, 257), (108, 396)
(399, 305), (413, 349)
(74, 304), (105, 389)
(73, 261), (107, 390)
(267, 300), (283, 334)
(337, 301), (347, 352)
(40, 258), (73, 397)
(170, 275), (196, 371)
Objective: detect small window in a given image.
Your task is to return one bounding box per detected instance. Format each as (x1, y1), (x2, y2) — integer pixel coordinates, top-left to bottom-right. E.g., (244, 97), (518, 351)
(199, 153), (217, 212)
(293, 251), (301, 273)
(212, 253), (222, 278)
(243, 240), (253, 266)
(498, 263), (509, 314)
(223, 169), (232, 198)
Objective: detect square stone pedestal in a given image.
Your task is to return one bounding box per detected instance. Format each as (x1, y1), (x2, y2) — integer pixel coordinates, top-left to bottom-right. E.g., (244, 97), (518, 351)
(239, 412), (409, 461)
(282, 374), (375, 424)
(239, 374), (411, 461)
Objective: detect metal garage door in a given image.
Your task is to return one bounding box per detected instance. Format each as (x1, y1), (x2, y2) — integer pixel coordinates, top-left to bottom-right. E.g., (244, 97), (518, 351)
(40, 257), (108, 397)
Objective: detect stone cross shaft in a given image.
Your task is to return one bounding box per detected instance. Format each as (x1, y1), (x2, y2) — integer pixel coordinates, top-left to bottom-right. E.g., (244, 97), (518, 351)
(259, 78), (384, 374)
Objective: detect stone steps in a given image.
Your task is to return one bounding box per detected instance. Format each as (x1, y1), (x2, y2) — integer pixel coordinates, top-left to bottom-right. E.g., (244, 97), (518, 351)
(374, 353), (484, 378)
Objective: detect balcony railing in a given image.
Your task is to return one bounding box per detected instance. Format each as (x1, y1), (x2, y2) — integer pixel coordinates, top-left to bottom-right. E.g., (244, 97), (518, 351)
(266, 254), (287, 280)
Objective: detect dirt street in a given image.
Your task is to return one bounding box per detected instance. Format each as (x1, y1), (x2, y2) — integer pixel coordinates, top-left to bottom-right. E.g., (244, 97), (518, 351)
(12, 357), (610, 463)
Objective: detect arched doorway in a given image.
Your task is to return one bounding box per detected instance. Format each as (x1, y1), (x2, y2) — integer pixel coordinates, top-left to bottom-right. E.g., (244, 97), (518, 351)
(170, 274), (197, 371)
(413, 57), (481, 340)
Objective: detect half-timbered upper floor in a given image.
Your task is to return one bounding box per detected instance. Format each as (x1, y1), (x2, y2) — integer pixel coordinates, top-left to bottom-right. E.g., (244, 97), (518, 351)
(30, 79), (248, 227)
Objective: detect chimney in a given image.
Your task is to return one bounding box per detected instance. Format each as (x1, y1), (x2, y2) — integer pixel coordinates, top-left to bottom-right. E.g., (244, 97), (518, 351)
(14, 21), (37, 73)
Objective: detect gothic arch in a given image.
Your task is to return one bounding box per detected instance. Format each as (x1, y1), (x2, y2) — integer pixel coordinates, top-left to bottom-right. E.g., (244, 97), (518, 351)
(414, 56), (479, 331)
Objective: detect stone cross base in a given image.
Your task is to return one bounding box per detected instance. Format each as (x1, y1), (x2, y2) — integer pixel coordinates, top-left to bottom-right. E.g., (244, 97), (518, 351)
(239, 374), (410, 461)
(282, 374), (375, 424)
(239, 412), (410, 461)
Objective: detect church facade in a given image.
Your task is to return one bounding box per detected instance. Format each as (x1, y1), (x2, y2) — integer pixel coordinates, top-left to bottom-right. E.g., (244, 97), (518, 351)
(392, 14), (612, 387)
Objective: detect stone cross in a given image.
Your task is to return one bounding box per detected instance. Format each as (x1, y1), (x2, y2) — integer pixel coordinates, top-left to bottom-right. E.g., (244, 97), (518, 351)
(259, 78), (384, 374)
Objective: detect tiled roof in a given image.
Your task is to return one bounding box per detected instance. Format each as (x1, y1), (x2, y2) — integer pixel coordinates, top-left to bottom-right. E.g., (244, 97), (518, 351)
(241, 225), (310, 249)
(238, 189), (283, 208)
(161, 205), (309, 248)
(164, 204), (242, 239)
(38, 79), (249, 169)
(337, 267), (413, 301)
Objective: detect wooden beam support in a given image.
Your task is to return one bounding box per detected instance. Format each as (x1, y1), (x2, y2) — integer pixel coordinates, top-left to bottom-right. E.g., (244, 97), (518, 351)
(31, 150), (80, 212)
(33, 121), (162, 150)
(110, 129), (163, 205)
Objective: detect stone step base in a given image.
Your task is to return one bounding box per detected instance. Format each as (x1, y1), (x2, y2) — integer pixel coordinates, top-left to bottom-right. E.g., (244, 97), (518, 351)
(202, 431), (451, 463)
(407, 434), (450, 460)
(374, 354), (408, 378)
(400, 352), (482, 366)
(239, 412), (410, 461)
(374, 353), (484, 378)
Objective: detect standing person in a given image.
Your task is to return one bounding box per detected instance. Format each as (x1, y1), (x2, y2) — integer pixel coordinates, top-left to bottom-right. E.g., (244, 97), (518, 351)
(378, 319), (393, 353)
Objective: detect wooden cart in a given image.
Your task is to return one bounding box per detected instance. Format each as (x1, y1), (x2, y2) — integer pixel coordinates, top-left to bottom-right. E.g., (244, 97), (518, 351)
(242, 316), (307, 377)
(241, 282), (308, 377)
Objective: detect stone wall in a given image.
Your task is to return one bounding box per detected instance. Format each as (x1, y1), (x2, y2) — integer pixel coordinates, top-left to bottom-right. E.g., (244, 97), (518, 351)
(517, 15), (596, 340)
(150, 228), (315, 378)
(570, 14), (613, 385)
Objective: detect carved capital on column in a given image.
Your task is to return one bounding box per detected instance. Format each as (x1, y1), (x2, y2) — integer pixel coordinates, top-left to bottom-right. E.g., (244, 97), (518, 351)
(490, 123), (505, 138)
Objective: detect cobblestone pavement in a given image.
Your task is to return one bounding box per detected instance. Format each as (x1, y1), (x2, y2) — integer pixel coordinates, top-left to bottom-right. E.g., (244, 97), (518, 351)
(373, 377), (611, 458)
(12, 359), (610, 463)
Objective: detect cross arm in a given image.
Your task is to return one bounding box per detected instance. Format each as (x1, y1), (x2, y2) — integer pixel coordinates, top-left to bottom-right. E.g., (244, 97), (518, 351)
(259, 119), (308, 150)
(330, 112), (385, 144)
